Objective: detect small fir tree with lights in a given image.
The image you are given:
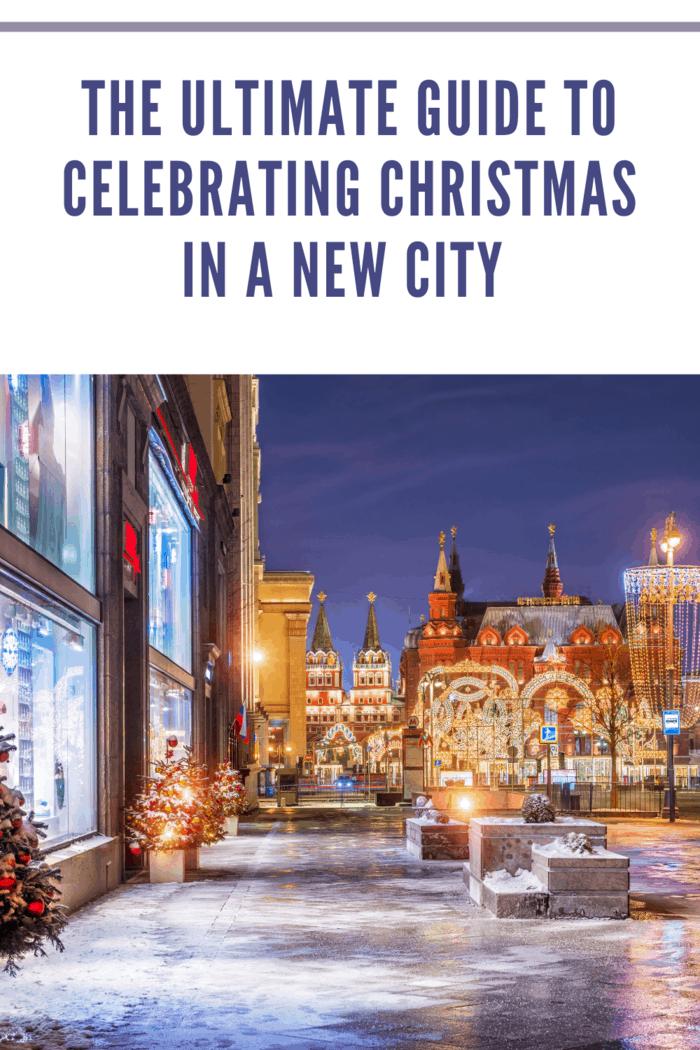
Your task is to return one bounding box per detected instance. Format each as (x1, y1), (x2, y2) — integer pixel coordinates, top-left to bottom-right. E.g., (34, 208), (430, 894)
(125, 740), (226, 855)
(0, 728), (66, 976)
(211, 762), (247, 817)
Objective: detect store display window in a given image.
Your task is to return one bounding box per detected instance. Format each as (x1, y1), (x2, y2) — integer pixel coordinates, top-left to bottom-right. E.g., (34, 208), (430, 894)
(148, 449), (192, 673)
(0, 574), (97, 846)
(0, 375), (95, 593)
(149, 666), (192, 764)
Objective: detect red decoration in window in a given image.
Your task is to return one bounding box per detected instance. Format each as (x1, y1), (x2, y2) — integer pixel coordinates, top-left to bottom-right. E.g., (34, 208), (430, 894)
(124, 520), (141, 575)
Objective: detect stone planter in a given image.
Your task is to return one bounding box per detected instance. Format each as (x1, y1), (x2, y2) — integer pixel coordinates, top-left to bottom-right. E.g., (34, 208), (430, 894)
(531, 842), (629, 919)
(149, 849), (185, 884)
(185, 847), (199, 870)
(405, 817), (469, 860)
(466, 816), (607, 907)
(224, 815), (239, 836)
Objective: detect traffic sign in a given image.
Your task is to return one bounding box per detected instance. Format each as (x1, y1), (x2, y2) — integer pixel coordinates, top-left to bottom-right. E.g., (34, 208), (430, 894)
(540, 725), (558, 743)
(434, 759), (442, 767)
(662, 710), (681, 736)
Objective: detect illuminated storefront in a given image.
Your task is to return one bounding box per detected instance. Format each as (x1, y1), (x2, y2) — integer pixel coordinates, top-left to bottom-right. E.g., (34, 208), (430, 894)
(147, 434), (195, 764)
(0, 373), (97, 847)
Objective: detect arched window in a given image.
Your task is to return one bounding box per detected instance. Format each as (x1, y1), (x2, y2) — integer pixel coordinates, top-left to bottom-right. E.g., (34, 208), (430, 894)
(518, 662), (524, 684)
(508, 661), (515, 677)
(309, 674), (315, 685)
(360, 675), (365, 685)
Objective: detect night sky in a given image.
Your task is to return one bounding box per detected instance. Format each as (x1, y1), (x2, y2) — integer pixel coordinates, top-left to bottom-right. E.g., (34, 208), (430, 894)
(257, 375), (700, 690)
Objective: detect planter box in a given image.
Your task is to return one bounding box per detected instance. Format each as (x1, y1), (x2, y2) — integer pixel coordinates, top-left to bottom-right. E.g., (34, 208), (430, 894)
(466, 816), (607, 911)
(149, 849), (185, 884)
(532, 842), (629, 919)
(468, 816), (607, 882)
(224, 816), (239, 836)
(185, 847), (199, 870)
(405, 817), (470, 860)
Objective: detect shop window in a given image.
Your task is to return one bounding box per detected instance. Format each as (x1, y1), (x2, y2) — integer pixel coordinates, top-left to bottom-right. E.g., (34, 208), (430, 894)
(0, 575), (96, 846)
(148, 450), (192, 673)
(544, 705), (559, 725)
(0, 375), (95, 593)
(149, 666), (192, 763)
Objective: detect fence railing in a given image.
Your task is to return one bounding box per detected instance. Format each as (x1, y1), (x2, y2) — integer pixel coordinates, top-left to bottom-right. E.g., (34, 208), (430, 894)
(552, 781), (663, 814)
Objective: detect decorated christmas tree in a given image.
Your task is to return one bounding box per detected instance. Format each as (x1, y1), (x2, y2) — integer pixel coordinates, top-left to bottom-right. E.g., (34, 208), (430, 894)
(0, 728), (66, 976)
(125, 739), (226, 854)
(211, 762), (247, 817)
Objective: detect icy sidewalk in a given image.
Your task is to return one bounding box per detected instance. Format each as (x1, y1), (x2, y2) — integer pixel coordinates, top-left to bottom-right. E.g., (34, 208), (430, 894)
(1, 812), (700, 1050)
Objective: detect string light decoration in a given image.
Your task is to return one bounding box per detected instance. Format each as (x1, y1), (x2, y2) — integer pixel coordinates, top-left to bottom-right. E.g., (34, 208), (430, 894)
(0, 727), (67, 976)
(624, 515), (700, 726)
(125, 741), (225, 855)
(365, 731), (402, 763)
(211, 762), (247, 817)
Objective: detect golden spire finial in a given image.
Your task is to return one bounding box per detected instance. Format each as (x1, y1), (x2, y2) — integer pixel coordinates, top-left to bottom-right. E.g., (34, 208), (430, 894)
(420, 613), (426, 623)
(367, 591), (376, 604)
(451, 525), (457, 539)
(651, 527), (657, 544)
(439, 530), (445, 549)
(548, 523), (555, 538)
(317, 591), (326, 603)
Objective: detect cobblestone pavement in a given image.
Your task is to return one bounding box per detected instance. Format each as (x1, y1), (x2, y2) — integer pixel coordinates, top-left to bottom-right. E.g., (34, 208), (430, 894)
(3, 811), (700, 1050)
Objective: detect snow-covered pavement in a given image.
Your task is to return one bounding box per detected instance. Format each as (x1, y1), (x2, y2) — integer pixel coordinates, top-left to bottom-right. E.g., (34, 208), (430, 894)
(3, 810), (700, 1050)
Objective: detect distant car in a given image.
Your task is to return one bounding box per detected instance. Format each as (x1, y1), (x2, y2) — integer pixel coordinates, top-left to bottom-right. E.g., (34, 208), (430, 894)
(335, 776), (356, 789)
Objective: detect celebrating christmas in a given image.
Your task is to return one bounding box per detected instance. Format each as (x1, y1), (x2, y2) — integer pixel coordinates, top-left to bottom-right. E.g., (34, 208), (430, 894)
(0, 373), (699, 1050)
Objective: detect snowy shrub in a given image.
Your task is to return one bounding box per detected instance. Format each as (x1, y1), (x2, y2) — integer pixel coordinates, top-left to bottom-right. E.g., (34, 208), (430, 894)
(561, 832), (593, 855)
(521, 793), (555, 823)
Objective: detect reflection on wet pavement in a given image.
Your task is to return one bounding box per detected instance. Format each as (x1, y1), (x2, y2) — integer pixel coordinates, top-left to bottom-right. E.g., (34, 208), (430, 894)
(4, 811), (700, 1050)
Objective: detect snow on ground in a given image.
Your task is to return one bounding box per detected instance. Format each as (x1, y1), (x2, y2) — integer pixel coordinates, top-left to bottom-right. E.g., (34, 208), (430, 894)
(0, 812), (698, 1050)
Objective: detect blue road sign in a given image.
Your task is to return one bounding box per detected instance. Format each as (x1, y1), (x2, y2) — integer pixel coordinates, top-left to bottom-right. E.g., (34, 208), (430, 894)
(540, 725), (558, 744)
(662, 710), (681, 735)
(434, 759), (442, 767)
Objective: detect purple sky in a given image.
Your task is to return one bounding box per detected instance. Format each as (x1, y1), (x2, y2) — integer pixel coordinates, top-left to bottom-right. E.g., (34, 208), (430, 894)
(257, 375), (700, 690)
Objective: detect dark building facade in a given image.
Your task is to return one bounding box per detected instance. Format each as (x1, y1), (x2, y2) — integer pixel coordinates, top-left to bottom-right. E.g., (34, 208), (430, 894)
(0, 374), (258, 909)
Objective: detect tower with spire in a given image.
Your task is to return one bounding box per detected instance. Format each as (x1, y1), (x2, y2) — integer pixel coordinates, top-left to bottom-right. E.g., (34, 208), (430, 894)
(417, 532), (467, 677)
(306, 593), (345, 734)
(448, 525), (465, 613)
(542, 523), (564, 599)
(348, 592), (396, 728)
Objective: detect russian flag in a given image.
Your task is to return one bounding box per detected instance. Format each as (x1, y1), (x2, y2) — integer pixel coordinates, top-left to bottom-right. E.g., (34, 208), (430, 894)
(233, 704), (249, 743)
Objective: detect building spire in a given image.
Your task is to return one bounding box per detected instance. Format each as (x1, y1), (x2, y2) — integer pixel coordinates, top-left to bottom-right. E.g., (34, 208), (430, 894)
(648, 527), (659, 567)
(433, 531), (451, 593)
(542, 523), (564, 599)
(311, 592), (334, 652)
(448, 525), (465, 599)
(362, 593), (382, 650)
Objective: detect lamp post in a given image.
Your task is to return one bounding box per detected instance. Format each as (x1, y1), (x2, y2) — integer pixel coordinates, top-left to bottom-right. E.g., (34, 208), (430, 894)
(660, 513), (682, 823)
(384, 730), (389, 790)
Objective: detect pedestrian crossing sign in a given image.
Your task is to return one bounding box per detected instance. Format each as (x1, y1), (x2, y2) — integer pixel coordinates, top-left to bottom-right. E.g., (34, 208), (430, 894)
(540, 725), (558, 743)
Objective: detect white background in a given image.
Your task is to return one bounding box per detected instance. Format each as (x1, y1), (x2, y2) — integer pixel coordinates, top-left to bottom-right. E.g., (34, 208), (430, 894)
(0, 21), (697, 371)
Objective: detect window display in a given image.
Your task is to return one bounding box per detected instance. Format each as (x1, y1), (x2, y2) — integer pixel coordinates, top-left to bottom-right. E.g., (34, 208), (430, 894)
(0, 574), (96, 845)
(149, 666), (192, 763)
(148, 449), (192, 673)
(0, 375), (95, 593)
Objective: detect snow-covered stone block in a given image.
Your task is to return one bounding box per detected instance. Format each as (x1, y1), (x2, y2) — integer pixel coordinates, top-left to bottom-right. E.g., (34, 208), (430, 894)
(480, 867), (549, 919)
(468, 816), (607, 882)
(405, 816), (469, 860)
(149, 849), (185, 883)
(532, 840), (629, 918)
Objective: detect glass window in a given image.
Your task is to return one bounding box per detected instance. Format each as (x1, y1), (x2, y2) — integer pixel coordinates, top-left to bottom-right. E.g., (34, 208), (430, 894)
(149, 666), (192, 764)
(0, 574), (96, 845)
(0, 375), (95, 593)
(148, 450), (192, 673)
